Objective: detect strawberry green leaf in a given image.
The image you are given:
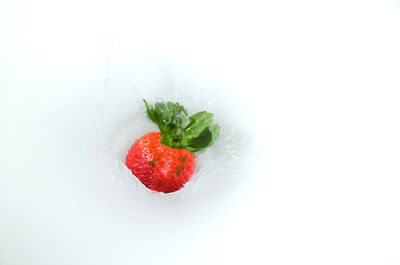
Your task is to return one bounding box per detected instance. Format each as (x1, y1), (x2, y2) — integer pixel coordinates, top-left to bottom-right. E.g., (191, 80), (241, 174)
(208, 124), (220, 147)
(186, 124), (220, 152)
(143, 99), (158, 124)
(184, 111), (213, 138)
(143, 99), (220, 152)
(188, 128), (212, 148)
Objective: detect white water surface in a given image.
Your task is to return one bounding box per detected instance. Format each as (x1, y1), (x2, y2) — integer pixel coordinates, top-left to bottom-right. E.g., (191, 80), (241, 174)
(1, 1), (400, 265)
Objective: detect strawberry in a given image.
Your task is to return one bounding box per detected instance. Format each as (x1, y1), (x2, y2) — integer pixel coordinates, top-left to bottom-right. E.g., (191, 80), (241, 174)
(125, 100), (220, 193)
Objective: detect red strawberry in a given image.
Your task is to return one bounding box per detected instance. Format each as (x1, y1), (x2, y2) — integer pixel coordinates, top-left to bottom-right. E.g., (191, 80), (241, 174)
(125, 100), (220, 193)
(126, 132), (196, 193)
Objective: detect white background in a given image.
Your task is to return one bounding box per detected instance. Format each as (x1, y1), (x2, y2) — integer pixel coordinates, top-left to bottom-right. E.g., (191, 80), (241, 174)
(1, 0), (400, 264)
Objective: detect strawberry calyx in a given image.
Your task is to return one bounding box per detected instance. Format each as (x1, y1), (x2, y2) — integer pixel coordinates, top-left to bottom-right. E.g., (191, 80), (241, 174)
(143, 99), (220, 152)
